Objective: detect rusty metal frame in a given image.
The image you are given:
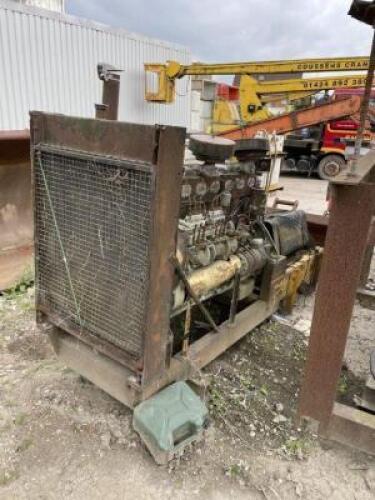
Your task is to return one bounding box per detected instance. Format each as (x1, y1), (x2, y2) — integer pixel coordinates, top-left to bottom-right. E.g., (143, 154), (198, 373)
(50, 298), (277, 408)
(298, 151), (375, 451)
(141, 125), (186, 385)
(30, 112), (185, 383)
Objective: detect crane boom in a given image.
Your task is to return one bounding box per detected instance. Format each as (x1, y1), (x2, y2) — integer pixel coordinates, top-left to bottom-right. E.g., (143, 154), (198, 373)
(163, 57), (369, 78)
(145, 56), (369, 102)
(218, 96), (362, 140)
(253, 74), (367, 94)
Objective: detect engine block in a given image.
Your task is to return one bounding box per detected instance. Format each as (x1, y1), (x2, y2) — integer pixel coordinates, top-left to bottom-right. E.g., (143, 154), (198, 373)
(172, 135), (312, 325)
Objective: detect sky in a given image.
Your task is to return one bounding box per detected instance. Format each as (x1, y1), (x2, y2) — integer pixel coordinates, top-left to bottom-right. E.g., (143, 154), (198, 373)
(66, 0), (373, 63)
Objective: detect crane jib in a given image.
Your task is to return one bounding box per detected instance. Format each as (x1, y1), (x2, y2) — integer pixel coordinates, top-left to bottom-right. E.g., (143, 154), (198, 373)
(296, 60), (369, 71)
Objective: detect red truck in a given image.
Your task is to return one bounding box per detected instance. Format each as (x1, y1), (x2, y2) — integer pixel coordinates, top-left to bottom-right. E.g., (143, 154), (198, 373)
(281, 88), (375, 179)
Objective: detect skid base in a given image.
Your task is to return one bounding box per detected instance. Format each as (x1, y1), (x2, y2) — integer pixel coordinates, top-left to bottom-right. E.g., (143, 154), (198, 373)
(49, 299), (275, 409)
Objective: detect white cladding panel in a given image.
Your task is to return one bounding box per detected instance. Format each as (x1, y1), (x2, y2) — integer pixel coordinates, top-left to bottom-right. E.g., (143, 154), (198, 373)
(0, 1), (191, 130)
(12, 0), (65, 13)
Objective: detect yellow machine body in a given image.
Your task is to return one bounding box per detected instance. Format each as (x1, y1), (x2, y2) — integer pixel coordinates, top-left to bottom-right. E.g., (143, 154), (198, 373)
(239, 74), (367, 123)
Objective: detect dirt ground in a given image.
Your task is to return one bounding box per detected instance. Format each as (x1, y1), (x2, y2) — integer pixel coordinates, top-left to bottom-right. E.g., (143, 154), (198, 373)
(0, 175), (374, 499)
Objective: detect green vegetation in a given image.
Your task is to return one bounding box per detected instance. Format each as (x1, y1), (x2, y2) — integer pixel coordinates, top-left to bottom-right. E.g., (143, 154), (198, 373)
(260, 384), (269, 396)
(337, 373), (349, 396)
(284, 437), (312, 457)
(208, 384), (226, 416)
(0, 470), (19, 487)
(3, 266), (34, 299)
(225, 463), (242, 477)
(14, 412), (27, 426)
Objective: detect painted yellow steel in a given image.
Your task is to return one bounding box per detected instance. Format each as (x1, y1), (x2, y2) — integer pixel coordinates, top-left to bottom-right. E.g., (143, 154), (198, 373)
(260, 91), (315, 104)
(254, 74), (367, 93)
(280, 248), (323, 313)
(145, 56), (369, 102)
(145, 63), (175, 102)
(240, 74), (368, 122)
(211, 100), (241, 134)
(164, 57), (370, 78)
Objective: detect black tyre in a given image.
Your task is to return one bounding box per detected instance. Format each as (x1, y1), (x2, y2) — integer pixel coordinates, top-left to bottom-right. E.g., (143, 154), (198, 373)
(317, 154), (345, 180)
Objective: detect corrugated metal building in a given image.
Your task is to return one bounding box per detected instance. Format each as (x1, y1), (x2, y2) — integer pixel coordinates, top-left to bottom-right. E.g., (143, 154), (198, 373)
(0, 0), (191, 131)
(11, 0), (65, 13)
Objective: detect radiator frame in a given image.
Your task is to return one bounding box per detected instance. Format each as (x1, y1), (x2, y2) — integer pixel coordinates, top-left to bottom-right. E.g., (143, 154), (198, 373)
(31, 111), (186, 388)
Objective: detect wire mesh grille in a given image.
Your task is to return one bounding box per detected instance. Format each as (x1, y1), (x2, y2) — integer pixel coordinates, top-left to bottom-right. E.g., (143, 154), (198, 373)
(34, 146), (154, 357)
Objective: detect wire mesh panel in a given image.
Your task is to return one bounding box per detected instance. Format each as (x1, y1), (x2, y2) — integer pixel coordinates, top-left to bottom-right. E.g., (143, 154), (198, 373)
(34, 146), (154, 357)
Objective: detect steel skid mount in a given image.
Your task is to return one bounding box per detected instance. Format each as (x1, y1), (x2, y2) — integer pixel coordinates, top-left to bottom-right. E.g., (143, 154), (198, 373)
(31, 112), (321, 461)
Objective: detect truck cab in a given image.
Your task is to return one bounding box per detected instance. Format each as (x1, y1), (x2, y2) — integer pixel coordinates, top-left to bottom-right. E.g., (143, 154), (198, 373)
(282, 88), (375, 179)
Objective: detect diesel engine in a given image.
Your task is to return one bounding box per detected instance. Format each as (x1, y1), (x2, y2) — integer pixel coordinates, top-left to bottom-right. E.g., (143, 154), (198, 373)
(32, 112), (321, 459)
(171, 134), (315, 348)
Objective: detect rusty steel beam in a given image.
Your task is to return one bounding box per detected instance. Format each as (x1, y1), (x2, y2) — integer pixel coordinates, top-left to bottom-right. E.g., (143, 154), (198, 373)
(298, 182), (375, 429)
(95, 63), (121, 120)
(49, 328), (140, 408)
(141, 125), (186, 386)
(219, 96), (361, 140)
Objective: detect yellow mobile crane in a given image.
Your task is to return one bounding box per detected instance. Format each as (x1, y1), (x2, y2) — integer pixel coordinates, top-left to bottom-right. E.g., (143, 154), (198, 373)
(145, 57), (369, 132)
(145, 56), (369, 102)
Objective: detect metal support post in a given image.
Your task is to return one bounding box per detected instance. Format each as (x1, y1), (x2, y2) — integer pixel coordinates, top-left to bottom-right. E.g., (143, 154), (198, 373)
(298, 182), (375, 430)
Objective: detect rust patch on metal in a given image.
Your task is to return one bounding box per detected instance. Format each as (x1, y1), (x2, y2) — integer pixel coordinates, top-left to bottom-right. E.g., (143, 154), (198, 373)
(298, 182), (375, 428)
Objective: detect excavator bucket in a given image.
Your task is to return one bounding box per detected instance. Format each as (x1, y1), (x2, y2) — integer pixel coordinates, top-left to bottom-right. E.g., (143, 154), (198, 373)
(0, 131), (33, 291)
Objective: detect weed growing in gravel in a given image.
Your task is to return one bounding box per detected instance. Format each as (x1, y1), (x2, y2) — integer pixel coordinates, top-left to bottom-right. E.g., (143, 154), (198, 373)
(337, 373), (349, 395)
(208, 384), (227, 416)
(3, 266), (34, 299)
(14, 413), (27, 426)
(0, 469), (19, 486)
(225, 463), (242, 477)
(284, 437), (312, 458)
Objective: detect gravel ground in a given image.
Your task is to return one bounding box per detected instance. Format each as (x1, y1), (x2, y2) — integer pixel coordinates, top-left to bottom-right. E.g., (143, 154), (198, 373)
(0, 282), (374, 500)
